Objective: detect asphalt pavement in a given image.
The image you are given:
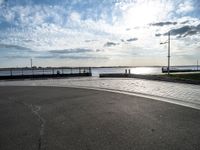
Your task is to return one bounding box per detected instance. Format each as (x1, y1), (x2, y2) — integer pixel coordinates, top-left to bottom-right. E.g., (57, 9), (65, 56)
(0, 86), (200, 150)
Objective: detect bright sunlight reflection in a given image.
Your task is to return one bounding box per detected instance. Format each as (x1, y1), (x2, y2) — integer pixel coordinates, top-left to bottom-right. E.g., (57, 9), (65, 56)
(131, 67), (154, 74)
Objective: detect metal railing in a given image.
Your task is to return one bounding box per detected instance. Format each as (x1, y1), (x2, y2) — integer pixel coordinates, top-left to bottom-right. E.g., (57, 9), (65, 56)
(0, 67), (92, 79)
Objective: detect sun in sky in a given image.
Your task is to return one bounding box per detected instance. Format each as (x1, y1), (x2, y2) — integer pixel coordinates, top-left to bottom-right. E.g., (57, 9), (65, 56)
(0, 0), (199, 67)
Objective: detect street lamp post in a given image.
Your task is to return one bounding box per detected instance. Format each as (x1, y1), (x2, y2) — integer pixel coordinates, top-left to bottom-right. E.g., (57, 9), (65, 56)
(168, 32), (170, 75)
(160, 32), (171, 75)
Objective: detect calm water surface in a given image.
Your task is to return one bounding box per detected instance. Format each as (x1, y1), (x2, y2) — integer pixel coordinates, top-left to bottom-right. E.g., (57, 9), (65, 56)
(92, 67), (162, 76)
(0, 66), (199, 76)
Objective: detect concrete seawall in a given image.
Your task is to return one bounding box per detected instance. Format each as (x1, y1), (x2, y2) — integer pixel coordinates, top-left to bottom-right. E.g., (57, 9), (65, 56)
(99, 73), (200, 85)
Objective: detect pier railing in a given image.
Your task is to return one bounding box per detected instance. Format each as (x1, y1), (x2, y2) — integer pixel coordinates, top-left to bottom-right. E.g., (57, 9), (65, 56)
(162, 66), (200, 73)
(0, 67), (92, 79)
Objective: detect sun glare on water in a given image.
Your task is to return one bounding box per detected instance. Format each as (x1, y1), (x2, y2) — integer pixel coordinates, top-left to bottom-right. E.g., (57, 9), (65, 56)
(131, 67), (155, 74)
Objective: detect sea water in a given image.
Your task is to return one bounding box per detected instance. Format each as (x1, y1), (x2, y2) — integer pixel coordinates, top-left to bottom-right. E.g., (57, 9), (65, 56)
(0, 66), (199, 77)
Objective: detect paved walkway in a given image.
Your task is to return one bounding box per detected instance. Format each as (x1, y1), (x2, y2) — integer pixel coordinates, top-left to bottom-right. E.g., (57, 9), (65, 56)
(0, 86), (200, 150)
(0, 77), (200, 109)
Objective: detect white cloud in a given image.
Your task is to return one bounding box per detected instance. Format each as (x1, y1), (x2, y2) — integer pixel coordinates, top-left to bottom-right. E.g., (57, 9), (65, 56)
(176, 1), (194, 14)
(0, 5), (67, 27)
(69, 11), (81, 22)
(3, 11), (15, 22)
(0, 0), (200, 66)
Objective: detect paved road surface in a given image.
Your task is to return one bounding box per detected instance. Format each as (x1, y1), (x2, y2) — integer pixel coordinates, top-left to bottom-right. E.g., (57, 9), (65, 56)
(0, 77), (200, 109)
(0, 86), (200, 150)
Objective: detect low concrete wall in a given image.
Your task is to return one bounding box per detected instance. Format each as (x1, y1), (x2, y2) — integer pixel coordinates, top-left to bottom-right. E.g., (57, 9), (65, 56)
(99, 73), (200, 85)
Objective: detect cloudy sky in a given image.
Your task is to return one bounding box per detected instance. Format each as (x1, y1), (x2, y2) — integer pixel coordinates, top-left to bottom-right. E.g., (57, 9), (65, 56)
(0, 0), (200, 67)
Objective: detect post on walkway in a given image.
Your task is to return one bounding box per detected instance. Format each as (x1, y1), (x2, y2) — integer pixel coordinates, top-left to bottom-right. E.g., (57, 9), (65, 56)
(62, 68), (64, 74)
(43, 68), (45, 75)
(31, 67), (34, 76)
(89, 67), (91, 74)
(10, 68), (12, 76)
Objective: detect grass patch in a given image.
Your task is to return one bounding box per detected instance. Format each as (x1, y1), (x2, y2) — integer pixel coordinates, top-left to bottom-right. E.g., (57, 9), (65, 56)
(164, 73), (200, 81)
